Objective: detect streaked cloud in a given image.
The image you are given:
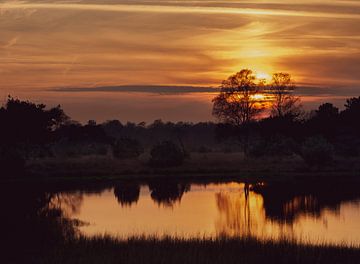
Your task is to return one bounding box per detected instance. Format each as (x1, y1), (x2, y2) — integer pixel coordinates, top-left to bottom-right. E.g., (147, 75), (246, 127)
(2, 1), (360, 19)
(52, 85), (219, 94)
(52, 84), (360, 99)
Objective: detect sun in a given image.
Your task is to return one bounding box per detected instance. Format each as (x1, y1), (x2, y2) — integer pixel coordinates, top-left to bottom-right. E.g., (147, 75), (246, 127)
(251, 93), (266, 100)
(255, 72), (272, 82)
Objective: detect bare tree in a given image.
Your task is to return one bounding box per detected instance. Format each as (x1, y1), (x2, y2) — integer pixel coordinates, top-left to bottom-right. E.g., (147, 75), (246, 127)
(270, 73), (301, 118)
(212, 69), (265, 125)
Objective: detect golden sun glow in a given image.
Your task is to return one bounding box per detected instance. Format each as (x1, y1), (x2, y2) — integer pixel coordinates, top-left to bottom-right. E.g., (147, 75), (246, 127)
(255, 72), (272, 82)
(251, 93), (266, 100)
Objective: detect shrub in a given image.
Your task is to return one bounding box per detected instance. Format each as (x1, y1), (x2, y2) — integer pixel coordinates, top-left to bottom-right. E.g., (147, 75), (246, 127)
(334, 136), (360, 157)
(149, 141), (185, 167)
(112, 138), (143, 159)
(91, 144), (109, 156)
(248, 137), (297, 158)
(51, 142), (109, 157)
(198, 145), (212, 153)
(0, 147), (25, 177)
(300, 136), (334, 166)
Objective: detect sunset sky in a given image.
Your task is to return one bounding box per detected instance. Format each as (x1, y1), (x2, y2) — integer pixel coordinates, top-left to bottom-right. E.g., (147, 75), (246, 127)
(1, 0), (360, 122)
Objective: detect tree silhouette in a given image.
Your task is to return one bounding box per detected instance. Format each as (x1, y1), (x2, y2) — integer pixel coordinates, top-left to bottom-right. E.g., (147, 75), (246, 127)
(0, 96), (69, 175)
(112, 138), (144, 159)
(270, 73), (301, 118)
(316, 103), (339, 119)
(149, 140), (185, 167)
(342, 96), (360, 127)
(212, 69), (265, 125)
(148, 182), (190, 207)
(306, 103), (339, 140)
(114, 183), (140, 206)
(0, 96), (69, 146)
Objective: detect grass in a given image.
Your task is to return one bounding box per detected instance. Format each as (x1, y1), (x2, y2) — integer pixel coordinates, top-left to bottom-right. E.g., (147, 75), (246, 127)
(22, 152), (360, 182)
(29, 235), (360, 264)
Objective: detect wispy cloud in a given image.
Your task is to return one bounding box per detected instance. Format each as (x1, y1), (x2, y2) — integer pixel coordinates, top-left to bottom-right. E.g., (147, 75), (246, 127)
(3, 36), (19, 49)
(51, 84), (360, 98)
(52, 85), (219, 94)
(2, 1), (360, 19)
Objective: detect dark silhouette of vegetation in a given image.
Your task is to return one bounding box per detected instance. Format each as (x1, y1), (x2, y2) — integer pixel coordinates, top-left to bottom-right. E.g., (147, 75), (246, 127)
(149, 140), (186, 167)
(1, 78), (360, 177)
(248, 136), (297, 158)
(114, 182), (140, 206)
(269, 72), (302, 118)
(252, 181), (360, 223)
(1, 183), (81, 262)
(32, 236), (360, 264)
(0, 96), (69, 174)
(112, 138), (144, 159)
(212, 69), (267, 154)
(210, 70), (360, 165)
(300, 136), (334, 166)
(212, 69), (265, 125)
(148, 181), (190, 206)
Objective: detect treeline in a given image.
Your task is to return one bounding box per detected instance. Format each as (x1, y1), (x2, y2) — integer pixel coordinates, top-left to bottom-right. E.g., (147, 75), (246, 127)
(218, 97), (360, 165)
(0, 95), (360, 176)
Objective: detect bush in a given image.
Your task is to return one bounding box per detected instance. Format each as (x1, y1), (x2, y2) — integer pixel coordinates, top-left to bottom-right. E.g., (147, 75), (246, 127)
(112, 138), (143, 159)
(149, 141), (185, 167)
(248, 137), (297, 158)
(52, 142), (109, 157)
(334, 136), (360, 157)
(197, 146), (212, 153)
(300, 136), (334, 166)
(0, 147), (25, 177)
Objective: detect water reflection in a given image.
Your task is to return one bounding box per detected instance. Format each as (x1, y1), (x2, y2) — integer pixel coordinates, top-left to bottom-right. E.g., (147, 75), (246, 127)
(252, 183), (360, 223)
(114, 183), (140, 207)
(148, 182), (191, 207)
(2, 180), (360, 247)
(215, 188), (267, 237)
(0, 184), (81, 262)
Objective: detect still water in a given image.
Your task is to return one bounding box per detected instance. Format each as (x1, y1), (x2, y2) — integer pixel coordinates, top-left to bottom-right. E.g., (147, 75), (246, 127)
(50, 181), (360, 245)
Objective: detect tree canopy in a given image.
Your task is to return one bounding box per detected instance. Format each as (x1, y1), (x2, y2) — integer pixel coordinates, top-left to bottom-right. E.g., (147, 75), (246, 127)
(212, 69), (266, 125)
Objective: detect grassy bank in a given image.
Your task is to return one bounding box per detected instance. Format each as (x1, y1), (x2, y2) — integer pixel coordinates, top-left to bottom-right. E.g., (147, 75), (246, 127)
(21, 152), (360, 182)
(29, 236), (360, 264)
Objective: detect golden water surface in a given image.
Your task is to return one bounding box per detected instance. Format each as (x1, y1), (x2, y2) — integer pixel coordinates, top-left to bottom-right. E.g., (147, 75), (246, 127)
(55, 182), (360, 245)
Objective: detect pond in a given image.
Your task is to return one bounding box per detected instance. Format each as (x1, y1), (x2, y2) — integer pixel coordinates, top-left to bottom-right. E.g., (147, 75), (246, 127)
(41, 180), (360, 246)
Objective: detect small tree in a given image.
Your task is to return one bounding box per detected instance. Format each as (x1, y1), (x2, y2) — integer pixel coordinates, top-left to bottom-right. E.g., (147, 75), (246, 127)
(341, 96), (360, 125)
(149, 140), (185, 167)
(270, 73), (301, 118)
(316, 103), (339, 119)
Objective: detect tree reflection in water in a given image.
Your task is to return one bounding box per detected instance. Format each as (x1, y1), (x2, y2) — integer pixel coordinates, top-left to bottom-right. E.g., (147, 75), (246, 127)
(2, 180), (360, 258)
(148, 182), (191, 207)
(49, 191), (83, 216)
(214, 183), (291, 238)
(252, 182), (360, 223)
(215, 182), (360, 239)
(114, 183), (140, 207)
(1, 184), (84, 262)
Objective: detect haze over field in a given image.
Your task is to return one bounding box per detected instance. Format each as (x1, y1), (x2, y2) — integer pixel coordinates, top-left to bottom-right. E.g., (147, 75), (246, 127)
(1, 0), (360, 122)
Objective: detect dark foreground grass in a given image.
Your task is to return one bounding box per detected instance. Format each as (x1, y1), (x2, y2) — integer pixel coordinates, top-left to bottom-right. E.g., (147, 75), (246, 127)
(31, 236), (360, 264)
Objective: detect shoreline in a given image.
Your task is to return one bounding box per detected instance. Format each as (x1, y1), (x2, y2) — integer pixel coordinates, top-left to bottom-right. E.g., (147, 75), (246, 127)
(4, 166), (360, 185)
(2, 152), (359, 183)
